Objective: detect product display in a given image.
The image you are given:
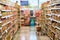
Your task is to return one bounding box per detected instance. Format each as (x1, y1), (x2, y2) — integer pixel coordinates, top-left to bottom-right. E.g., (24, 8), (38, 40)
(1, 0), (60, 40)
(0, 1), (19, 40)
(20, 9), (30, 26)
(45, 0), (60, 40)
(20, 10), (24, 26)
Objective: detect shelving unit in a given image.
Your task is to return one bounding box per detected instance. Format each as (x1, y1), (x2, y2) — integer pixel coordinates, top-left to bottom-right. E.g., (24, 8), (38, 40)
(40, 1), (50, 35)
(45, 0), (60, 40)
(0, 1), (19, 40)
(20, 10), (24, 26)
(20, 9), (30, 26)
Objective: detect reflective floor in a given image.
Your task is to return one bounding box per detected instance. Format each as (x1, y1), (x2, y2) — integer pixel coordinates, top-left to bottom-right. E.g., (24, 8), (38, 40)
(13, 27), (50, 40)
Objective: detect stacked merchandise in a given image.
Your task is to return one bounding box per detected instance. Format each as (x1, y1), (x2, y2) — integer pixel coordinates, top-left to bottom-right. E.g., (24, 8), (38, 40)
(24, 10), (30, 26)
(35, 10), (43, 34)
(45, 0), (60, 40)
(0, 1), (18, 40)
(35, 10), (41, 26)
(40, 1), (50, 35)
(15, 1), (20, 29)
(20, 10), (24, 26)
(20, 9), (30, 26)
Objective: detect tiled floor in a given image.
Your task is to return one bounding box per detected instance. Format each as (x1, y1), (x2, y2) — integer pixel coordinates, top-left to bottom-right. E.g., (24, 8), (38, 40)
(13, 27), (50, 40)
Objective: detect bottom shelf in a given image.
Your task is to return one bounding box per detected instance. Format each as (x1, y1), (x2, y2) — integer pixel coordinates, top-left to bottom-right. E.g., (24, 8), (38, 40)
(1, 23), (19, 40)
(47, 28), (59, 40)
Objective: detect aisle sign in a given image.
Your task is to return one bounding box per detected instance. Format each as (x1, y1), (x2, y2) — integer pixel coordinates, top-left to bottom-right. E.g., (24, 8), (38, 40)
(20, 1), (28, 6)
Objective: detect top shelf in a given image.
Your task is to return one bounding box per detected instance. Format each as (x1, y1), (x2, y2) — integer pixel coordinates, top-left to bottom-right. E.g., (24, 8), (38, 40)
(47, 3), (60, 7)
(0, 1), (15, 7)
(51, 8), (60, 10)
(1, 10), (12, 12)
(48, 18), (60, 23)
(48, 8), (60, 10)
(0, 2), (8, 6)
(0, 10), (17, 12)
(46, 13), (60, 17)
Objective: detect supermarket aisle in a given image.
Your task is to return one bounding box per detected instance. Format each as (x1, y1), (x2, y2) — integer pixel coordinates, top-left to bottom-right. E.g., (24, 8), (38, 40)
(13, 27), (50, 40)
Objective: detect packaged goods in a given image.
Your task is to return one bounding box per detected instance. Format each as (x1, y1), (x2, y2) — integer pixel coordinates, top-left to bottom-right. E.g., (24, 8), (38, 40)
(0, 5), (3, 10)
(45, 0), (60, 40)
(3, 6), (8, 10)
(2, 12), (7, 16)
(6, 35), (10, 40)
(0, 2), (18, 40)
(2, 18), (6, 24)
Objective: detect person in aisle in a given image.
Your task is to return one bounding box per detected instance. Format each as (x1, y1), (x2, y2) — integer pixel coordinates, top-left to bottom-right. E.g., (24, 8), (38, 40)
(30, 17), (35, 27)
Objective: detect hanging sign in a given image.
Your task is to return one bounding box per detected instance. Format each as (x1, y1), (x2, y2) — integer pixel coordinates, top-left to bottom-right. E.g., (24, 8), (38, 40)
(20, 0), (28, 6)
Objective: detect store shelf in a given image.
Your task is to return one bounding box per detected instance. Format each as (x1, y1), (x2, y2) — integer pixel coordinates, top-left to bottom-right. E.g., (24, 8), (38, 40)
(20, 20), (24, 21)
(2, 15), (13, 18)
(0, 1), (13, 6)
(44, 0), (60, 40)
(48, 18), (53, 21)
(2, 18), (15, 26)
(52, 19), (60, 23)
(2, 21), (11, 27)
(0, 18), (16, 30)
(0, 2), (9, 6)
(51, 8), (60, 9)
(20, 16), (24, 18)
(47, 7), (60, 10)
(47, 4), (54, 7)
(48, 18), (60, 23)
(48, 3), (60, 7)
(1, 22), (15, 38)
(2, 25), (12, 35)
(53, 26), (60, 30)
(2, 31), (6, 35)
(52, 13), (60, 17)
(46, 14), (52, 16)
(1, 10), (12, 12)
(0, 2), (6, 6)
(49, 27), (56, 34)
(0, 1), (19, 40)
(46, 13), (60, 17)
(48, 8), (51, 10)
